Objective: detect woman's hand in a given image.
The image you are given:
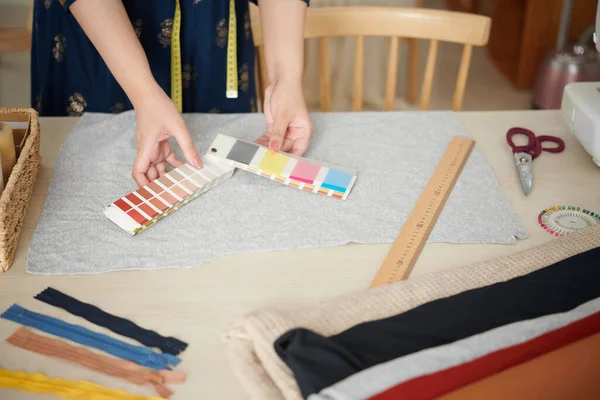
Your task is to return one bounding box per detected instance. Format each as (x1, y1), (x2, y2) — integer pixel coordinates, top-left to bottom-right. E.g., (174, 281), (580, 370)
(69, 0), (201, 187)
(255, 0), (310, 155)
(256, 81), (312, 156)
(132, 85), (202, 187)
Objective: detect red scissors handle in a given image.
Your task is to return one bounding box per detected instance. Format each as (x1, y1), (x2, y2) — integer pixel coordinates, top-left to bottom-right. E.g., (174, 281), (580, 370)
(506, 127), (565, 159)
(537, 135), (565, 153)
(507, 127), (539, 157)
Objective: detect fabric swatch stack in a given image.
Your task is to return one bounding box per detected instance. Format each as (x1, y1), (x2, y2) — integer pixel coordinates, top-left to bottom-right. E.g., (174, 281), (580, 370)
(0, 287), (188, 399)
(222, 222), (600, 399)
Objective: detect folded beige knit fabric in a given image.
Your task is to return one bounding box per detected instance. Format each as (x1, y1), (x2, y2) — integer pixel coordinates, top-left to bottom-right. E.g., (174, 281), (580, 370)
(221, 224), (600, 400)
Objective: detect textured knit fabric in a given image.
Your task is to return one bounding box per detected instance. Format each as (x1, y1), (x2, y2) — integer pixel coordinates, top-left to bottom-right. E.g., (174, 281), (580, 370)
(220, 223), (600, 400)
(27, 111), (527, 275)
(32, 0), (308, 116)
(275, 246), (600, 397)
(437, 332), (600, 400)
(307, 296), (600, 400)
(369, 308), (600, 400)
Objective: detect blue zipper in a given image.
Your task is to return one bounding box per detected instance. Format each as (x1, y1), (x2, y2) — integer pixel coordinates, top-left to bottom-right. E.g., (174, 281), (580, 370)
(1, 304), (180, 370)
(35, 287), (188, 356)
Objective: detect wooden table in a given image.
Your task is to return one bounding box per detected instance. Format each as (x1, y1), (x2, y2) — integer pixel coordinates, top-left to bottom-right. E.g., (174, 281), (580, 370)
(1, 110), (599, 400)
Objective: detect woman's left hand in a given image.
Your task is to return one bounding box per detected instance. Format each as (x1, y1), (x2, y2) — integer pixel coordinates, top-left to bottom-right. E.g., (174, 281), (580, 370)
(256, 81), (312, 156)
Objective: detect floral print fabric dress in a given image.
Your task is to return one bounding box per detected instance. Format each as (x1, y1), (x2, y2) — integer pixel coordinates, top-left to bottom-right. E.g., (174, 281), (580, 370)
(31, 0), (308, 116)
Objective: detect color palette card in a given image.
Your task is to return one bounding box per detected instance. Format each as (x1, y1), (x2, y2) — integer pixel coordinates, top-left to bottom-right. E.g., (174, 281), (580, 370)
(207, 134), (357, 200)
(104, 155), (234, 235)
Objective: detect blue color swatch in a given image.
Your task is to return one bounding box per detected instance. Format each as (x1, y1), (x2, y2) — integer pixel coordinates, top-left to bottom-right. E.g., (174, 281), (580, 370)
(322, 169), (353, 192)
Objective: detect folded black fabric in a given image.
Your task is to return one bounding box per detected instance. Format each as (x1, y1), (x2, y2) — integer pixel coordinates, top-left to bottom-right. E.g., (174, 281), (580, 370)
(274, 246), (600, 398)
(35, 287), (188, 355)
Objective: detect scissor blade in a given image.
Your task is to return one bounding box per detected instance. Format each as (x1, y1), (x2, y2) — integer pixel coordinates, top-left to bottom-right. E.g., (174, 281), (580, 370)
(514, 152), (533, 195)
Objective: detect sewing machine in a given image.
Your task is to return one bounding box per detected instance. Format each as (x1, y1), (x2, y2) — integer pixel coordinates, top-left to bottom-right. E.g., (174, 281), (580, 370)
(560, 0), (600, 167)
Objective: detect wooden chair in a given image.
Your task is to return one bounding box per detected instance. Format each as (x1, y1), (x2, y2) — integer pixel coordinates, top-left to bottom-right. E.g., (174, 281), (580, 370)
(0, 2), (33, 53)
(250, 6), (491, 112)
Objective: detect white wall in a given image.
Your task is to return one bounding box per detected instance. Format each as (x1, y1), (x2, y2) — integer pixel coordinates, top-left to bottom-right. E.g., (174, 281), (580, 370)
(0, 0), (30, 27)
(1, 0), (31, 5)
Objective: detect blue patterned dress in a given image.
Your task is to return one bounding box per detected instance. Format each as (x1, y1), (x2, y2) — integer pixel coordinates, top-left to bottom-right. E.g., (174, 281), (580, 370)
(31, 0), (308, 116)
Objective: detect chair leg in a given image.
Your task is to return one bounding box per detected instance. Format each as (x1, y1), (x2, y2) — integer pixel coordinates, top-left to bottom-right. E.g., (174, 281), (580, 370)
(406, 39), (420, 105)
(406, 0), (423, 104)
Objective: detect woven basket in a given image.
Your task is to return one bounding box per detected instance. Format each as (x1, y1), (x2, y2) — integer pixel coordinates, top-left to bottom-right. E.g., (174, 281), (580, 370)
(0, 108), (41, 272)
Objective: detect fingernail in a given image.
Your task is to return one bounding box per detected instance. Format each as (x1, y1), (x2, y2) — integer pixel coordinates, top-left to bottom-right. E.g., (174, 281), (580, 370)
(193, 156), (202, 168)
(270, 140), (279, 151)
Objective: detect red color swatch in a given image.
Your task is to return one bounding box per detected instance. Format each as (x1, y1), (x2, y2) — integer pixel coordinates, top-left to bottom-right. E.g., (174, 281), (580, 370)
(114, 198), (131, 212)
(126, 209), (148, 225)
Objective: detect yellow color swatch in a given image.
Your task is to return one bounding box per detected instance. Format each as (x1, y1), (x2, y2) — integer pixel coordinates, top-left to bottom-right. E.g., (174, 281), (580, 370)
(258, 151), (290, 175)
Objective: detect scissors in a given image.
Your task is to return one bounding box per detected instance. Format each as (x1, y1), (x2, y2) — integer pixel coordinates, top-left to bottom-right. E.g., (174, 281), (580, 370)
(506, 127), (565, 195)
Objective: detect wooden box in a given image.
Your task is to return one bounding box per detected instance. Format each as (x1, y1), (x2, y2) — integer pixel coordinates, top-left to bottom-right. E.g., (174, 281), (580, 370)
(0, 108), (40, 272)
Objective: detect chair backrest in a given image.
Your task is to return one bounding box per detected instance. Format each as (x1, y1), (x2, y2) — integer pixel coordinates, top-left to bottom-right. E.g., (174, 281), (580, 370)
(250, 6), (491, 112)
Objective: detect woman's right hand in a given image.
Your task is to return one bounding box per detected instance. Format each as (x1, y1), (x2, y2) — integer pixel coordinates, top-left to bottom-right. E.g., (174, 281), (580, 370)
(68, 0), (201, 187)
(132, 85), (202, 187)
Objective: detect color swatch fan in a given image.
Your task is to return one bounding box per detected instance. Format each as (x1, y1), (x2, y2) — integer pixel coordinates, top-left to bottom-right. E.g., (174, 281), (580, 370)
(104, 156), (234, 235)
(208, 134), (357, 199)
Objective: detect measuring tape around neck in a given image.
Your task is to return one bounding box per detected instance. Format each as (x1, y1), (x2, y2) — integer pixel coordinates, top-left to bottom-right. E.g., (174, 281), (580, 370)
(170, 0), (238, 112)
(226, 0), (238, 99)
(171, 0), (182, 112)
(370, 136), (475, 288)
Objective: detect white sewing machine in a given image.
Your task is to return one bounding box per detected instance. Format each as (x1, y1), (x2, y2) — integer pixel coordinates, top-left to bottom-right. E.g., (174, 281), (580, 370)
(560, 0), (600, 167)
(562, 82), (600, 167)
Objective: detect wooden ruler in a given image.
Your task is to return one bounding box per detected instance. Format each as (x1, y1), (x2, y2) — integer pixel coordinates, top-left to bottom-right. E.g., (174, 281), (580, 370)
(369, 136), (475, 288)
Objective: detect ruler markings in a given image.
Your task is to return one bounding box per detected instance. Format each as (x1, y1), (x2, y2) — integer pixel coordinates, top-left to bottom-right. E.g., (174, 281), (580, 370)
(369, 136), (475, 288)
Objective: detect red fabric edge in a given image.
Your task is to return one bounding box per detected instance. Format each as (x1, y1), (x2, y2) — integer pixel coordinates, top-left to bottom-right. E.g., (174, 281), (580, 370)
(369, 308), (600, 400)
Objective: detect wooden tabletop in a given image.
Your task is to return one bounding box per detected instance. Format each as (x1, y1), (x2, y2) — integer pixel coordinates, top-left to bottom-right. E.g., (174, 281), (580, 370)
(1, 110), (599, 400)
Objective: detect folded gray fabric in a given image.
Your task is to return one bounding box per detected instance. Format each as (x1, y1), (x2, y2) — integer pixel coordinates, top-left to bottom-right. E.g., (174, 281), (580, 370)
(308, 296), (600, 400)
(27, 111), (526, 274)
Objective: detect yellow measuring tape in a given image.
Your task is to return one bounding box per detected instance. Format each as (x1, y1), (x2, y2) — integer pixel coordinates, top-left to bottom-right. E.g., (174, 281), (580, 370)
(170, 0), (238, 112)
(0, 368), (163, 400)
(171, 0), (182, 112)
(226, 0), (238, 99)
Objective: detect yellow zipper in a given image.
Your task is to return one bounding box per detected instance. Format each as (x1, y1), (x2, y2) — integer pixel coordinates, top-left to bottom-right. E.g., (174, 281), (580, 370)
(0, 368), (165, 400)
(170, 0), (238, 112)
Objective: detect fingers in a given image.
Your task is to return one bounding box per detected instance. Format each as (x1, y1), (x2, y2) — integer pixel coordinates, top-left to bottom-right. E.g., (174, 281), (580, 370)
(147, 164), (159, 181)
(290, 137), (309, 156)
(254, 134), (270, 147)
(155, 161), (166, 176)
(279, 137), (295, 153)
(171, 122), (202, 169)
(132, 153), (151, 188)
(269, 111), (290, 152)
(292, 120), (312, 156)
(165, 151), (184, 168)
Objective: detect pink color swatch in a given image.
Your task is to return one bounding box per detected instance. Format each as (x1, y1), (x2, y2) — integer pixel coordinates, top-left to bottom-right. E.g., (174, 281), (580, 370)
(290, 160), (321, 184)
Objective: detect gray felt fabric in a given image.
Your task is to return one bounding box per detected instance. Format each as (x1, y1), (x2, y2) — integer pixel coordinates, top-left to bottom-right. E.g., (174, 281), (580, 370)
(308, 296), (600, 400)
(27, 111), (527, 274)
